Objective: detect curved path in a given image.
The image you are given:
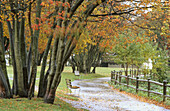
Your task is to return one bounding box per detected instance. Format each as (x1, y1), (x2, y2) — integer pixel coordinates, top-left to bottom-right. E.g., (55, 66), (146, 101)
(64, 77), (169, 111)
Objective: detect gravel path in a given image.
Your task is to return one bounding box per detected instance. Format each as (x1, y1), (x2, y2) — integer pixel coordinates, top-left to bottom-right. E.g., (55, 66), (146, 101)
(63, 77), (170, 111)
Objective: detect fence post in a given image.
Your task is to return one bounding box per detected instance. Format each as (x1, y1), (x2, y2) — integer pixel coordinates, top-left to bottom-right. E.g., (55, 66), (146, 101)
(111, 70), (115, 82)
(147, 78), (151, 97)
(111, 71), (113, 82)
(127, 75), (130, 88)
(115, 72), (118, 85)
(119, 71), (122, 84)
(136, 76), (139, 93)
(163, 80), (167, 102)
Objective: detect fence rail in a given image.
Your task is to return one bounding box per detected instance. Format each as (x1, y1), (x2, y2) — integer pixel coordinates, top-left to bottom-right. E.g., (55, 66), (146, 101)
(111, 70), (170, 102)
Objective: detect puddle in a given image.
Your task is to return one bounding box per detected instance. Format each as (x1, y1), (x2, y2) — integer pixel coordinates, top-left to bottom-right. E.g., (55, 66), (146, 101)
(62, 77), (169, 111)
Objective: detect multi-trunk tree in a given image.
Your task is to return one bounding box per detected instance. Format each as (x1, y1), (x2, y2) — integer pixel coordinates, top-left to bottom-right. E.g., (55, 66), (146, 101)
(70, 27), (106, 74)
(0, 0), (42, 98)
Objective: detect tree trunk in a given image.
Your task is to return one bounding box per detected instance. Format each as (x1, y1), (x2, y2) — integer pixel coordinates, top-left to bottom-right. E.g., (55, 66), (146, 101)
(4, 37), (9, 51)
(27, 45), (32, 85)
(37, 52), (44, 66)
(40, 49), (52, 97)
(92, 67), (96, 73)
(0, 15), (12, 98)
(19, 14), (28, 94)
(38, 34), (53, 97)
(0, 78), (6, 97)
(68, 57), (76, 73)
(14, 15), (27, 97)
(4, 9), (18, 95)
(91, 52), (103, 73)
(132, 64), (133, 77)
(27, 1), (33, 85)
(28, 26), (39, 99)
(0, 68), (11, 98)
(125, 64), (128, 76)
(28, 0), (42, 99)
(77, 64), (84, 73)
(44, 1), (67, 102)
(44, 37), (65, 104)
(7, 50), (11, 66)
(76, 54), (85, 73)
(44, 36), (59, 102)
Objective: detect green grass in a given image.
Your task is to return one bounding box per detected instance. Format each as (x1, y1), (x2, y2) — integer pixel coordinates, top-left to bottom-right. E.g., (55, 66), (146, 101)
(0, 97), (78, 111)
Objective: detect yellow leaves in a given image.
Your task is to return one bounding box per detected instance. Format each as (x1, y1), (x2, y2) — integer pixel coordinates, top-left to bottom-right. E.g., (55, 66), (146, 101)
(2, 22), (9, 38)
(97, 0), (102, 4)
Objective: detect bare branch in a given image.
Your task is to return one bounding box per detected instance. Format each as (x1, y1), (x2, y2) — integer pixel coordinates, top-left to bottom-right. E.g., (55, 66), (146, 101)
(90, 5), (155, 17)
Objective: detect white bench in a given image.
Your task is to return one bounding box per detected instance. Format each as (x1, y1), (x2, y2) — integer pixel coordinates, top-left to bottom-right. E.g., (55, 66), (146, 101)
(74, 71), (80, 76)
(74, 71), (80, 79)
(65, 79), (80, 95)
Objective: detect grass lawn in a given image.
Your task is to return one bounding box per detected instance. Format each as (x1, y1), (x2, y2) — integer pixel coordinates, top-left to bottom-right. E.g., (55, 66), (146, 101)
(0, 97), (78, 111)
(1, 66), (118, 111)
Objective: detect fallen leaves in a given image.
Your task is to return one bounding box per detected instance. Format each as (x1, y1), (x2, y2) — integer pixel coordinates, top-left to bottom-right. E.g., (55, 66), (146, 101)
(109, 85), (170, 109)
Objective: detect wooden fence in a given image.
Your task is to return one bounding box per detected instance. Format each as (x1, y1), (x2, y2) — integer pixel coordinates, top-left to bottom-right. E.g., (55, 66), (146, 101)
(111, 70), (170, 102)
(119, 69), (154, 79)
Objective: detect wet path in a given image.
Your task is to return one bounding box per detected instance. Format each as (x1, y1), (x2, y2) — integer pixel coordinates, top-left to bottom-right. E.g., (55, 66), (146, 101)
(63, 77), (169, 111)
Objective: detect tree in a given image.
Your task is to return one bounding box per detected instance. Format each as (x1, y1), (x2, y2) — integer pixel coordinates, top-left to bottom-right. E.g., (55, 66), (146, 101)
(71, 29), (106, 74)
(151, 47), (169, 82)
(0, 0), (42, 97)
(110, 29), (146, 76)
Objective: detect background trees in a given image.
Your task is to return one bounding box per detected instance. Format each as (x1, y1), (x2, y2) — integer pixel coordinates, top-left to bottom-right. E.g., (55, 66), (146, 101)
(108, 27), (169, 82)
(70, 23), (108, 74)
